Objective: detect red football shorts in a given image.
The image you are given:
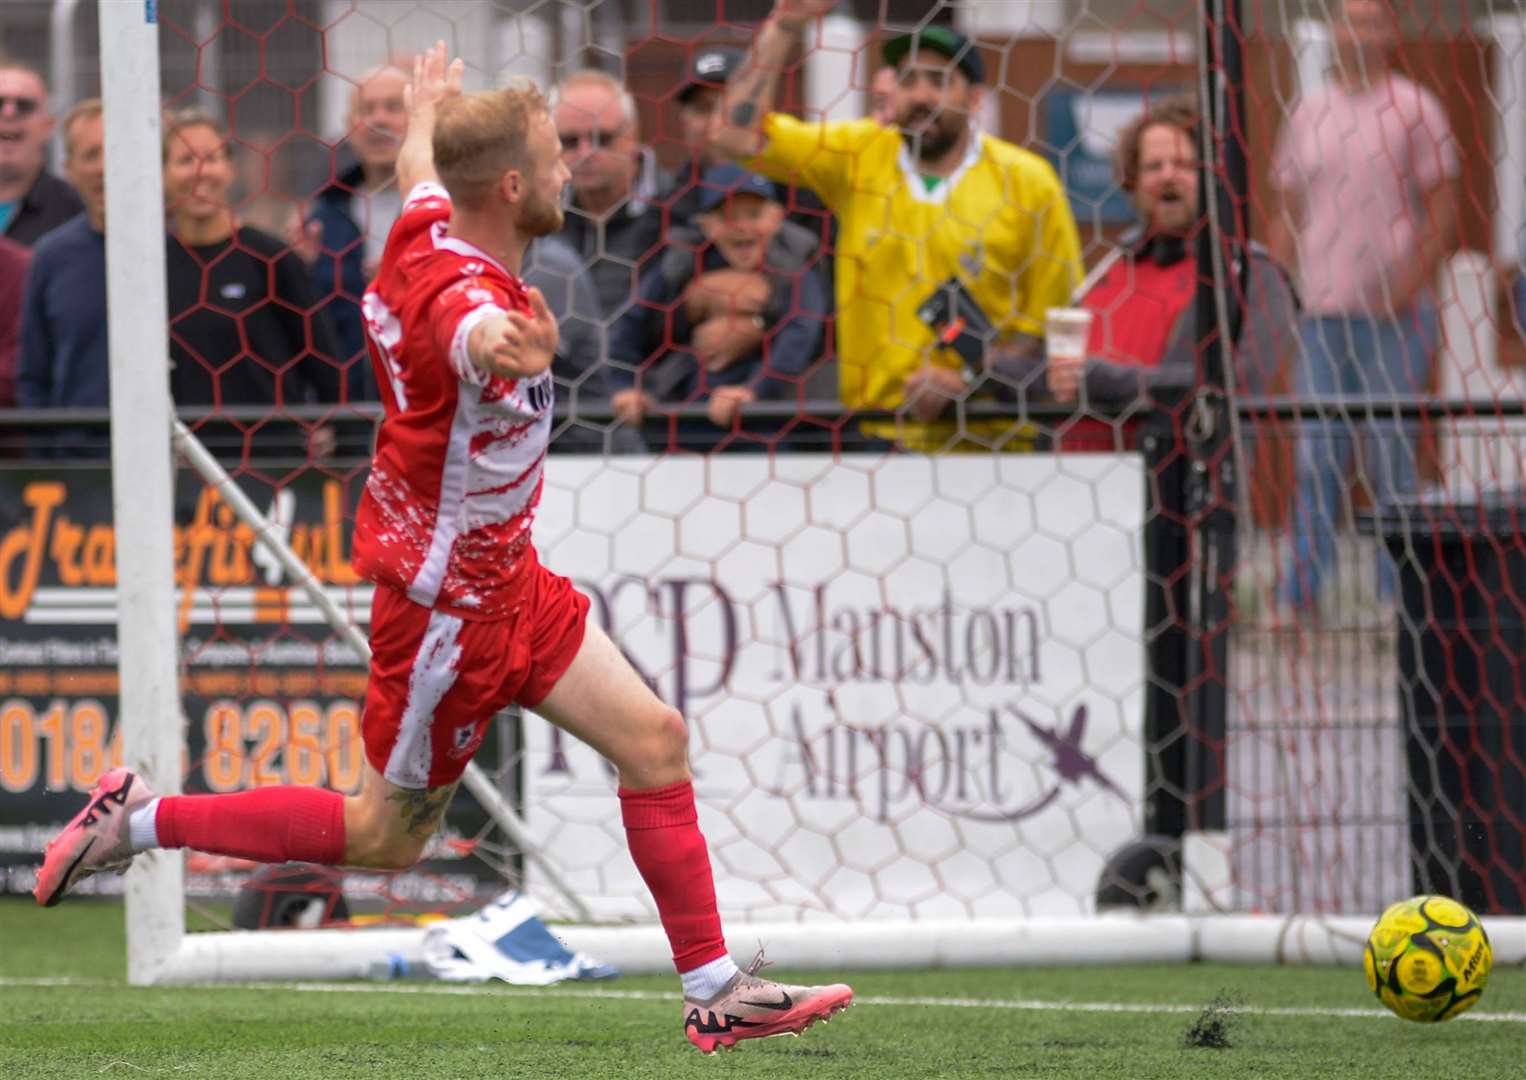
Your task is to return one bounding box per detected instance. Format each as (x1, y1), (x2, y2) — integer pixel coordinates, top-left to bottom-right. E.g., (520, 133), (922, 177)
(361, 562), (589, 789)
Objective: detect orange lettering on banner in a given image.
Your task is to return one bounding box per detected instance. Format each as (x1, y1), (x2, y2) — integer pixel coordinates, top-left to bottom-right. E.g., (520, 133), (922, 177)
(71, 701), (109, 789)
(0, 482), (66, 619)
(210, 501), (241, 583)
(0, 477), (361, 623)
(247, 702), (285, 787)
(38, 701), (66, 789)
(177, 488), (221, 633)
(51, 518), (86, 585)
(83, 526), (113, 585)
(326, 701), (362, 792)
(288, 702), (323, 786)
(230, 522), (254, 582)
(0, 702), (38, 792)
(204, 702), (242, 792)
(108, 720), (124, 770)
(0, 699), (368, 794)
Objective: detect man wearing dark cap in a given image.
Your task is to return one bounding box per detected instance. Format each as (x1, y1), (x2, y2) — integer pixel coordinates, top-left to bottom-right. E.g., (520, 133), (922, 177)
(713, 9), (1081, 451)
(664, 44), (832, 258)
(608, 163), (826, 445)
(662, 47), (744, 223)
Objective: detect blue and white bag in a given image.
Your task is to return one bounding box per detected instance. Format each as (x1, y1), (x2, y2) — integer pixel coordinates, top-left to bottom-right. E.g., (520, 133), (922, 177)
(421, 889), (619, 985)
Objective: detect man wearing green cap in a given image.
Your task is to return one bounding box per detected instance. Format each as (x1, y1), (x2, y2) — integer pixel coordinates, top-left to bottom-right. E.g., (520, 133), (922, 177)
(712, 4), (1081, 451)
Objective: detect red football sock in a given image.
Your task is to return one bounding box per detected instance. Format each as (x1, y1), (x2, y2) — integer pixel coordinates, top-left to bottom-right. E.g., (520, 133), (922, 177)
(619, 780), (728, 972)
(155, 787), (346, 865)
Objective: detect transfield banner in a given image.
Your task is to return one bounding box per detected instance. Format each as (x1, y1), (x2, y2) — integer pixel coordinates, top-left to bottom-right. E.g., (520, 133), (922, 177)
(0, 466), (491, 902)
(528, 454), (1147, 920)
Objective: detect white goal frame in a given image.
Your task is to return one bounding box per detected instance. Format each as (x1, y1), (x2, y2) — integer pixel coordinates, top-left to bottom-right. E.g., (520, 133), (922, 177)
(103, 2), (1526, 985)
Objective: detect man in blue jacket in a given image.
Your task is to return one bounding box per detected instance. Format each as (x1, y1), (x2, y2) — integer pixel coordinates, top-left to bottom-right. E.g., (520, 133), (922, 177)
(301, 66), (408, 402)
(16, 99), (106, 456)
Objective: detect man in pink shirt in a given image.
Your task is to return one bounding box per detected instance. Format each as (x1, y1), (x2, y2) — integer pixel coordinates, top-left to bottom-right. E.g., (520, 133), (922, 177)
(1268, 0), (1458, 617)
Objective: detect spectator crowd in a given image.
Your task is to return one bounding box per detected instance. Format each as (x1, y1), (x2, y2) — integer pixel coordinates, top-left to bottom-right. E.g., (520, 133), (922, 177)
(0, 12), (1116, 459)
(0, 0), (1459, 630)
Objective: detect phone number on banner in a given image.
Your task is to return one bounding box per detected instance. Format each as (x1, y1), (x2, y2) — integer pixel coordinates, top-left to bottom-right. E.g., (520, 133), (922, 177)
(0, 698), (364, 794)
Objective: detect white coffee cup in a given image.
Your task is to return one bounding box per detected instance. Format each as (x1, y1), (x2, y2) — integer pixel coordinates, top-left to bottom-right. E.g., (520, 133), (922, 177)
(1045, 307), (1094, 362)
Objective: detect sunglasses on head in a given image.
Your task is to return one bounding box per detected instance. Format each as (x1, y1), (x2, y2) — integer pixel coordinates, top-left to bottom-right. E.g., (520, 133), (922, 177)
(558, 127), (625, 152)
(0, 96), (39, 118)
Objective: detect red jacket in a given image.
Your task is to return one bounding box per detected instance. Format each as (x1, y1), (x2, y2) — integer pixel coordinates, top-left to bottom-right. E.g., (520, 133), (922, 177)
(0, 235), (33, 408)
(1063, 240), (1195, 451)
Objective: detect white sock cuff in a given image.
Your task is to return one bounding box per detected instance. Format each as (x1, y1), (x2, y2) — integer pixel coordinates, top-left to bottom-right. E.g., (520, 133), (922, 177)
(128, 797), (161, 852)
(680, 954), (740, 1002)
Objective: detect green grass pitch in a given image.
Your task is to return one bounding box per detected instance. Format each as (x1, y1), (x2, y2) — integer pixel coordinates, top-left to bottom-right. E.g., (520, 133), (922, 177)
(0, 898), (1521, 1079)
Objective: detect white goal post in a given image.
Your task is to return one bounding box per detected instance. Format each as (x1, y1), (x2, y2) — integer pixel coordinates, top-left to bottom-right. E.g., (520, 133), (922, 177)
(101, 0), (184, 988)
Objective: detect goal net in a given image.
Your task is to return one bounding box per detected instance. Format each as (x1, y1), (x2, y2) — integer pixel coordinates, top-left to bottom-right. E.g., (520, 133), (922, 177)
(4, 0), (1526, 982)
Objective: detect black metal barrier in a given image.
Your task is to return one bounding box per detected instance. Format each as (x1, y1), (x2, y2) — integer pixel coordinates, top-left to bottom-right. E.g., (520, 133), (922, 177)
(1365, 496), (1526, 915)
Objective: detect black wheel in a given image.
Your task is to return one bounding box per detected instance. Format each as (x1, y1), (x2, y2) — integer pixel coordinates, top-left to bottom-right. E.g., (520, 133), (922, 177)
(231, 863), (350, 930)
(1094, 836), (1182, 911)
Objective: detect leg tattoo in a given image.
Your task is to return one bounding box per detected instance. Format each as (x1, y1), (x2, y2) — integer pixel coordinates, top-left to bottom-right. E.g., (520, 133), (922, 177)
(386, 783), (459, 840)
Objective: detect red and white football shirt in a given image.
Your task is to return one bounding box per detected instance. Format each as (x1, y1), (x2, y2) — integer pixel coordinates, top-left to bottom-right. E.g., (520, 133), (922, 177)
(352, 182), (554, 620)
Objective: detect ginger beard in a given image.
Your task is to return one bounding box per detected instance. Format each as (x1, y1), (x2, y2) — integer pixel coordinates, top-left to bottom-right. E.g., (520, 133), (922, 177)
(1134, 124), (1199, 237)
(516, 179), (563, 237)
(515, 115), (568, 238)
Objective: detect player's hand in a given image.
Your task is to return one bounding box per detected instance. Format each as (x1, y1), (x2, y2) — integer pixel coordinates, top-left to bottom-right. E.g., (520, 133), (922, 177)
(707, 385), (756, 428)
(406, 40), (465, 117)
(471, 291), (558, 379)
(774, 0), (837, 29)
(499, 288), (559, 373)
(611, 388), (652, 426)
(1047, 353), (1083, 403)
(902, 365), (965, 423)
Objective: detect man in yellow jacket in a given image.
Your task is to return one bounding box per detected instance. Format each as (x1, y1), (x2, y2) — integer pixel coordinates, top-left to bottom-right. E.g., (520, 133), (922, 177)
(712, 7), (1081, 451)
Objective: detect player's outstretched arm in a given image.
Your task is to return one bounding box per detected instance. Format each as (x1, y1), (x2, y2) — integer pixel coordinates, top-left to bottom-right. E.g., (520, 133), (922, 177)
(396, 40), (465, 197)
(712, 0), (837, 161)
(467, 288), (559, 380)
